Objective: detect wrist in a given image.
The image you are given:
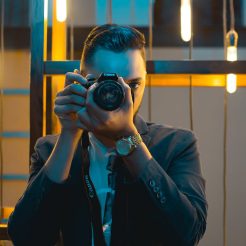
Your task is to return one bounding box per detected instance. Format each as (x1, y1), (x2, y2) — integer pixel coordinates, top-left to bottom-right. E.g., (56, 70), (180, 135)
(118, 124), (138, 138)
(61, 128), (83, 139)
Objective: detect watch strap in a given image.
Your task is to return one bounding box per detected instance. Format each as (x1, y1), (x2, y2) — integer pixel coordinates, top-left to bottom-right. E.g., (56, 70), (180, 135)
(127, 133), (142, 147)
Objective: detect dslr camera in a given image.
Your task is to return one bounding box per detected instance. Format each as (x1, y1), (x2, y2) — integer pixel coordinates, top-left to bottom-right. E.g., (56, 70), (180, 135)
(85, 73), (134, 111)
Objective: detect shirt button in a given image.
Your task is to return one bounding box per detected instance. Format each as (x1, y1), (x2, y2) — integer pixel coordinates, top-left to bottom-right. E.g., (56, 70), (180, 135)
(149, 180), (156, 187)
(160, 197), (166, 204)
(157, 191), (163, 199)
(153, 186), (160, 193)
(89, 191), (94, 198)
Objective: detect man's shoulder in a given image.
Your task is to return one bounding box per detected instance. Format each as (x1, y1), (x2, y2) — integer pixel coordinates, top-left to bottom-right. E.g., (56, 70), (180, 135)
(146, 121), (196, 141)
(30, 134), (60, 164)
(33, 134), (60, 158)
(136, 115), (195, 141)
(35, 134), (59, 148)
(145, 122), (198, 168)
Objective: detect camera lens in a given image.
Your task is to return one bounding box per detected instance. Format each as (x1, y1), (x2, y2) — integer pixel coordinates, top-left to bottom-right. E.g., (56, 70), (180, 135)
(93, 80), (125, 111)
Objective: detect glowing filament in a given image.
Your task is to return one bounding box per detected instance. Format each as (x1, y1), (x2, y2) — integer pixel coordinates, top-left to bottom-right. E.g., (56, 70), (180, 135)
(56, 0), (67, 22)
(44, 0), (48, 20)
(226, 74), (237, 94)
(227, 46), (237, 61)
(181, 0), (191, 42)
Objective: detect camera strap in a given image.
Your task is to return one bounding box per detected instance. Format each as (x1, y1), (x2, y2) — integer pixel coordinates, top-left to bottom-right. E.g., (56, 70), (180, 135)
(81, 131), (106, 246)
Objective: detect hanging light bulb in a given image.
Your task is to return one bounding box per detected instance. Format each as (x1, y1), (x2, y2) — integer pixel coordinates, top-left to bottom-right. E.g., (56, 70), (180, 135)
(226, 74), (237, 94)
(226, 30), (238, 61)
(226, 30), (238, 93)
(181, 0), (191, 42)
(44, 0), (48, 20)
(56, 0), (67, 22)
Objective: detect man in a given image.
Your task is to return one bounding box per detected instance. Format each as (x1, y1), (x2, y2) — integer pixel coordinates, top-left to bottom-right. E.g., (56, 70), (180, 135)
(8, 24), (207, 246)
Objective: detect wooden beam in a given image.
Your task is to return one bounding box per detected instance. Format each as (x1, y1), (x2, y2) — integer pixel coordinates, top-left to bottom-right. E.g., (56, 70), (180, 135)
(147, 60), (246, 74)
(43, 60), (246, 75)
(30, 0), (45, 155)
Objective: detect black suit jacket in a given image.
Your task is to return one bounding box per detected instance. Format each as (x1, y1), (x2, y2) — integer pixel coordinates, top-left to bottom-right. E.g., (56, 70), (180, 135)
(8, 115), (207, 246)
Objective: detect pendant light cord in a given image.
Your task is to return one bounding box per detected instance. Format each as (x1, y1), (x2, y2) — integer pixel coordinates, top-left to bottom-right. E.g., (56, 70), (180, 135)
(229, 0), (235, 30)
(69, 0), (74, 60)
(148, 0), (153, 122)
(189, 0), (194, 131)
(222, 0), (229, 245)
(223, 80), (228, 246)
(107, 0), (112, 24)
(0, 0), (5, 224)
(223, 0), (227, 59)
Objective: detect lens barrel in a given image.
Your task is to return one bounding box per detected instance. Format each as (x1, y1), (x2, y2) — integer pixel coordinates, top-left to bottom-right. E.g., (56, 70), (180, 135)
(93, 78), (125, 111)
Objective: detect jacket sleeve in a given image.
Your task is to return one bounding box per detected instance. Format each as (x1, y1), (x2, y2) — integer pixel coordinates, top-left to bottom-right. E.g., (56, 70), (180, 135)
(137, 130), (207, 245)
(7, 137), (69, 246)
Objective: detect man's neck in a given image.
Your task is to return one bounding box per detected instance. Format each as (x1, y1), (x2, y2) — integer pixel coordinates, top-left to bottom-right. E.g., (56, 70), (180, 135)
(92, 114), (139, 148)
(93, 133), (115, 148)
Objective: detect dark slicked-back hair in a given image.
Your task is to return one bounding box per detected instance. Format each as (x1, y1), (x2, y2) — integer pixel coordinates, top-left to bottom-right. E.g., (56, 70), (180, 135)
(80, 24), (146, 70)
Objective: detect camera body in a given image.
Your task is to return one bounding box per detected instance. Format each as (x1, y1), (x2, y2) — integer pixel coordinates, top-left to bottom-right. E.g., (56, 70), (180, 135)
(85, 73), (133, 111)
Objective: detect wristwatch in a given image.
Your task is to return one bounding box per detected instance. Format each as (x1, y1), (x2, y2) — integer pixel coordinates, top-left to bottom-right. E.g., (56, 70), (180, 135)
(115, 133), (143, 156)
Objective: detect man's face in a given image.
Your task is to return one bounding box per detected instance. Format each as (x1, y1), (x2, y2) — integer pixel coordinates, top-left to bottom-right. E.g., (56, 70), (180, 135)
(84, 48), (146, 116)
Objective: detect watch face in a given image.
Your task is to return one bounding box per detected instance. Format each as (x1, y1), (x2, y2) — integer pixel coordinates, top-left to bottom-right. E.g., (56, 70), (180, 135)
(116, 138), (132, 156)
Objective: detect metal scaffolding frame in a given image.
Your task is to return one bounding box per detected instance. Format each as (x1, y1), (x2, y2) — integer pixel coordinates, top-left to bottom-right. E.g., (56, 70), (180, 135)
(30, 0), (246, 154)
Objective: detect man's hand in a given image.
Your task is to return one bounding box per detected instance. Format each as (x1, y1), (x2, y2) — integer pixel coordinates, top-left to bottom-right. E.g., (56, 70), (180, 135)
(42, 70), (91, 184)
(77, 77), (138, 140)
(54, 70), (88, 133)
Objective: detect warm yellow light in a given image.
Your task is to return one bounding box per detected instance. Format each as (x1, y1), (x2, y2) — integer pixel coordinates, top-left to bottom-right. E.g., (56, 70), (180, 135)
(56, 0), (67, 22)
(227, 46), (237, 61)
(226, 74), (237, 94)
(44, 0), (48, 20)
(181, 0), (191, 42)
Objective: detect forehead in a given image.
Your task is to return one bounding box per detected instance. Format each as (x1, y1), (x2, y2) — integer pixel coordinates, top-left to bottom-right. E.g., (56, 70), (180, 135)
(88, 49), (146, 79)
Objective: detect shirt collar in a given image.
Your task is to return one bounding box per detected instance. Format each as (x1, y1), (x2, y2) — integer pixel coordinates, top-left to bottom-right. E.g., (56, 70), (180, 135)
(88, 132), (116, 158)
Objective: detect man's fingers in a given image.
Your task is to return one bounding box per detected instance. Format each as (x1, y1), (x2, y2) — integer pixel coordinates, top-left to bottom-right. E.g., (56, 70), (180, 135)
(54, 104), (82, 115)
(76, 121), (89, 131)
(86, 74), (97, 81)
(77, 107), (93, 130)
(57, 83), (87, 97)
(117, 77), (133, 107)
(65, 71), (88, 87)
(86, 83), (103, 116)
(55, 94), (86, 106)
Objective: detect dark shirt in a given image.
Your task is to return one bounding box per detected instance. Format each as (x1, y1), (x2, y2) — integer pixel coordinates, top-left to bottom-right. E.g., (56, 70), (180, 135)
(8, 115), (207, 246)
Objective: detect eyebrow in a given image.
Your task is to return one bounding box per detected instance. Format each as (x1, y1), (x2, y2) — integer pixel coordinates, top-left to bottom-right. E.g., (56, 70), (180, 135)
(125, 77), (143, 83)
